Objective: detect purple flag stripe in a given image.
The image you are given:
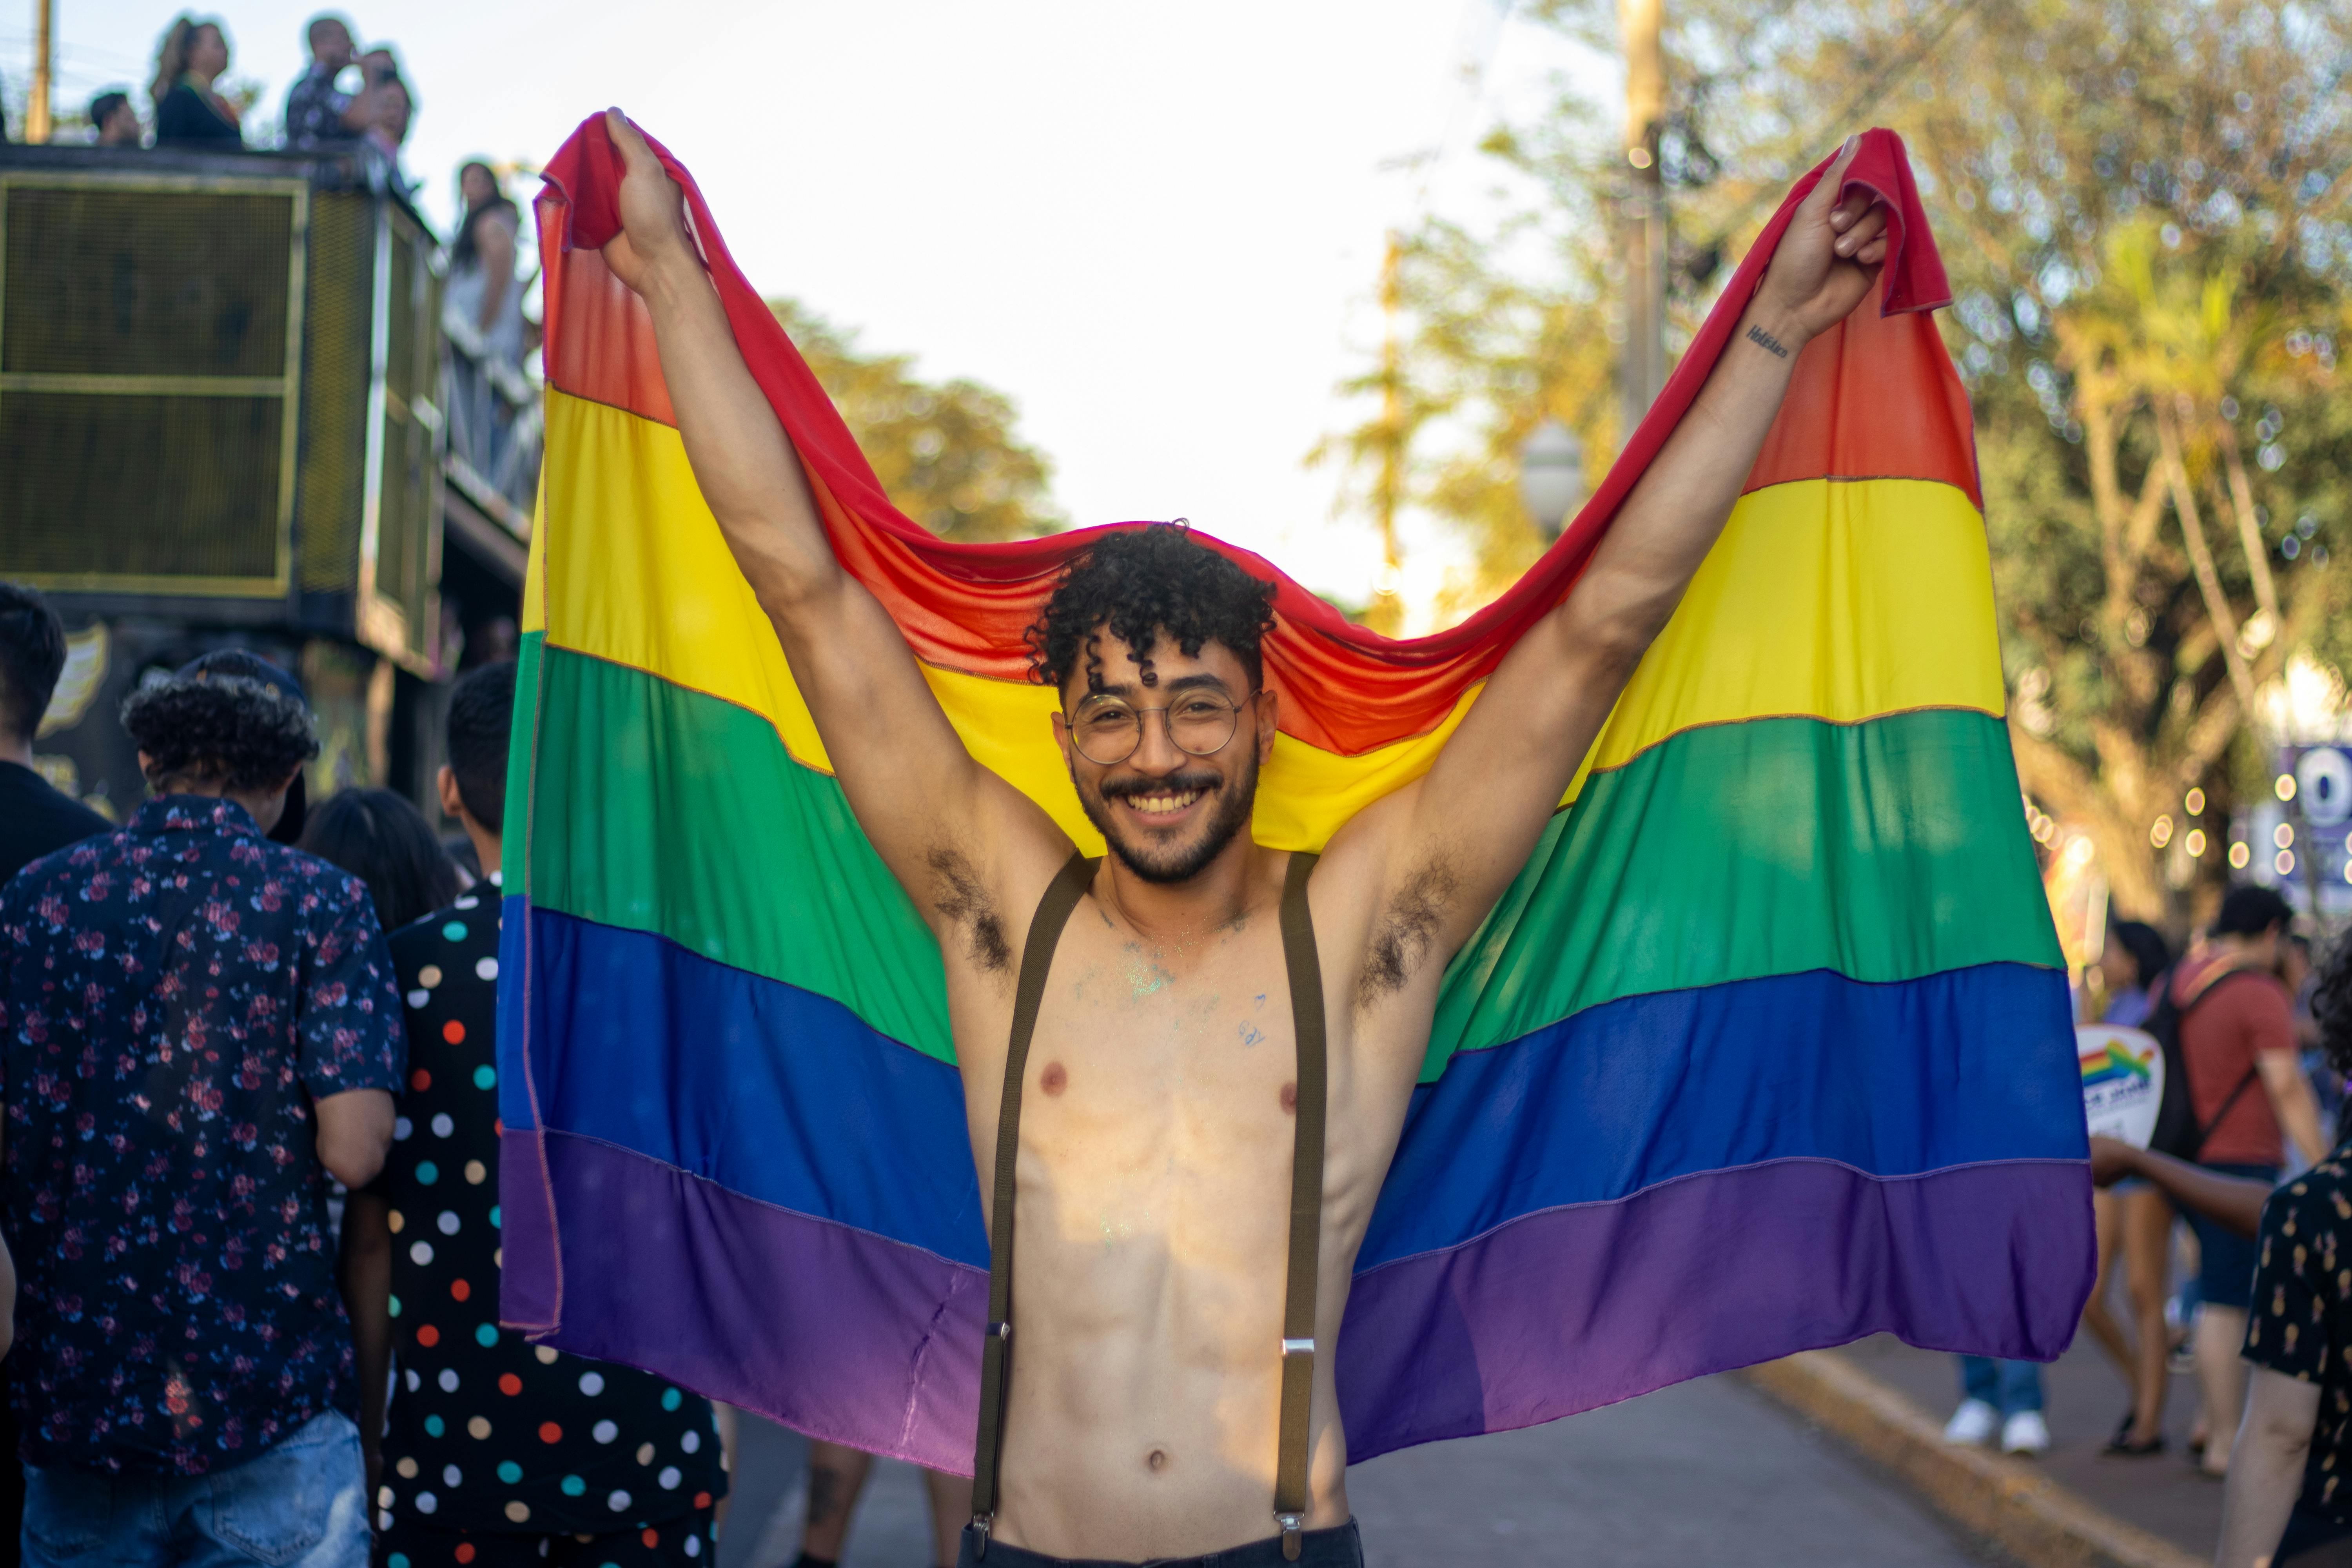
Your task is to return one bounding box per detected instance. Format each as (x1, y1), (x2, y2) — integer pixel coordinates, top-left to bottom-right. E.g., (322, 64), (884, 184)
(505, 1131), (2089, 1468)
(1338, 1154), (2092, 1461)
(509, 1128), (988, 1472)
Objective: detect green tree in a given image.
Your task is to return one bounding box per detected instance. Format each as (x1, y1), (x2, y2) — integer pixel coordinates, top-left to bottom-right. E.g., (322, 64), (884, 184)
(1330, 0), (2352, 923)
(770, 299), (1061, 543)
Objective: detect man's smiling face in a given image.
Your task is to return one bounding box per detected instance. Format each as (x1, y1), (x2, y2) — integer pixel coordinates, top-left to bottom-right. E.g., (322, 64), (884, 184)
(1054, 626), (1274, 885)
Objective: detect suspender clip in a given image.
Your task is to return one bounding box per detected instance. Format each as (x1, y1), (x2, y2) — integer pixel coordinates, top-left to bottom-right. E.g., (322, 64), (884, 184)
(1276, 1512), (1304, 1561)
(970, 1514), (992, 1558)
(1281, 1337), (1314, 1357)
(988, 1320), (1013, 1341)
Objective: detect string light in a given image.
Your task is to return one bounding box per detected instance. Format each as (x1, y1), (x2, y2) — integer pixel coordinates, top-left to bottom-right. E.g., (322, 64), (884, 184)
(2276, 822), (2296, 849)
(2185, 787), (2206, 815)
(2278, 773), (2299, 802)
(2230, 842), (2251, 869)
(2184, 829), (2207, 857)
(2151, 815), (2174, 849)
(2277, 849), (2297, 876)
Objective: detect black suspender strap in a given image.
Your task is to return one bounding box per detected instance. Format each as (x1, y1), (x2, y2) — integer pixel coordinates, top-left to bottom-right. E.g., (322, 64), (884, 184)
(965, 849), (1327, 1561)
(969, 850), (1095, 1555)
(1273, 849), (1325, 1561)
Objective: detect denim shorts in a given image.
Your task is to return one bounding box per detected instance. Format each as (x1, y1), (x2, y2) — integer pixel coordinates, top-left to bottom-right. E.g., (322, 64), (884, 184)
(23, 1410), (369, 1568)
(2191, 1162), (2279, 1312)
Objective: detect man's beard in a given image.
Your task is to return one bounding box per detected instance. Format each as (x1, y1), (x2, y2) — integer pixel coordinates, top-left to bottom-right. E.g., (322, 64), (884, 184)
(1075, 750), (1260, 885)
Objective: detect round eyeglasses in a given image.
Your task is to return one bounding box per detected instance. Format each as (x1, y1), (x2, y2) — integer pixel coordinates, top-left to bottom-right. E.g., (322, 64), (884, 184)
(1067, 688), (1261, 766)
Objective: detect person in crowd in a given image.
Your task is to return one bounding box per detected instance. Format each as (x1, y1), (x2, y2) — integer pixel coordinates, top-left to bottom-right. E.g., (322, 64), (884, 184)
(2091, 1136), (2273, 1240)
(1942, 1355), (2049, 1457)
(343, 661), (731, 1559)
(445, 161), (530, 490)
(2216, 932), (2352, 1567)
(441, 830), (481, 886)
(0, 582), (100, 1556)
(89, 90), (142, 146)
(149, 15), (242, 147)
(299, 786), (461, 935)
(2081, 918), (2180, 1456)
(0, 650), (402, 1565)
(793, 1440), (967, 1568)
(0, 584), (109, 885)
(353, 49), (416, 196)
(281, 13), (385, 149)
(2171, 884), (2328, 1479)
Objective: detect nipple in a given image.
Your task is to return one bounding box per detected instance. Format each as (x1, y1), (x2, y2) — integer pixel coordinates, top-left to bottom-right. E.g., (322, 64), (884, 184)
(1041, 1062), (1069, 1096)
(1279, 1081), (1298, 1115)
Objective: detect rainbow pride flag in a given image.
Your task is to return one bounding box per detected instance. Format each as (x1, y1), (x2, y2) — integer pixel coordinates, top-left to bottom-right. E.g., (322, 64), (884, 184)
(496, 117), (2092, 1469)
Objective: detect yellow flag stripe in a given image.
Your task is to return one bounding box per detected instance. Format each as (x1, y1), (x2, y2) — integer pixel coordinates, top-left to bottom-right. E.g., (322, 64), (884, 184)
(533, 390), (2004, 851)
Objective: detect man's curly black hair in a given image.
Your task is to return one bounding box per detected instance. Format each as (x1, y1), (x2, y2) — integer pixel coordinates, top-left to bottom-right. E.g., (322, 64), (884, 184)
(1026, 524), (1279, 695)
(121, 673), (319, 794)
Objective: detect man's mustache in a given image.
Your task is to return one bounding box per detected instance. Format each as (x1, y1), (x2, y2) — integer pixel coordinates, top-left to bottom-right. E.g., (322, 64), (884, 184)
(1094, 768), (1223, 804)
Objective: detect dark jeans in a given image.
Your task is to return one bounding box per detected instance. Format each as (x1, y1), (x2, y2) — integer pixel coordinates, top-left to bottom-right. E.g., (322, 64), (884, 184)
(956, 1521), (1363, 1568)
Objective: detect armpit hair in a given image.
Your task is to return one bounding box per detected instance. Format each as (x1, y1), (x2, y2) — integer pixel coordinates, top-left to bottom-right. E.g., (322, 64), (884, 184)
(1357, 855), (1460, 1009)
(928, 845), (1013, 973)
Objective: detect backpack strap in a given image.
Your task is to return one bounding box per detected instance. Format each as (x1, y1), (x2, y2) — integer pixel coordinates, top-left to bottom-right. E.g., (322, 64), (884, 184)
(2174, 963), (2274, 1160)
(1273, 850), (1325, 1561)
(969, 851), (1095, 1555)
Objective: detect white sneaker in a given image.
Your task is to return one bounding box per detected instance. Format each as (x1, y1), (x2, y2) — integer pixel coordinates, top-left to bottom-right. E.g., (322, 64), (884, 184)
(1944, 1398), (1999, 1445)
(2002, 1410), (2051, 1456)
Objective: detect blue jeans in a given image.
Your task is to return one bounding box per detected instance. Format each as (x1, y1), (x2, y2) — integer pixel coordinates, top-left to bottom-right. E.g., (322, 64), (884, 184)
(1957, 1356), (2045, 1416)
(22, 1411), (367, 1568)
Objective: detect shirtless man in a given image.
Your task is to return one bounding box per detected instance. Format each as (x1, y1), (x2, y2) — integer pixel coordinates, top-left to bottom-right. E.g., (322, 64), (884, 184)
(598, 110), (1892, 1566)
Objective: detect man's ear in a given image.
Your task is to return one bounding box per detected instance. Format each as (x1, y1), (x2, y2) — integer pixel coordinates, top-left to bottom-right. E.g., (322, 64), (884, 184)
(1257, 686), (1279, 760)
(437, 764), (467, 824)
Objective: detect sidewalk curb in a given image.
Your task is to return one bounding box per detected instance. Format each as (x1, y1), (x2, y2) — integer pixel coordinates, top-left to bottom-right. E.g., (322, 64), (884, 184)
(1742, 1352), (2203, 1568)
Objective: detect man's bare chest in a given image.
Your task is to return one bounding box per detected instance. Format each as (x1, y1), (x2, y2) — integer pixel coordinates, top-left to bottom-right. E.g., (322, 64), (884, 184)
(1013, 918), (1301, 1185)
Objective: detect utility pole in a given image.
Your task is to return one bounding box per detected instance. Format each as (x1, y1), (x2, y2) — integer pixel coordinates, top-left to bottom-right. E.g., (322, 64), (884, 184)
(27, 0), (55, 143)
(1371, 230), (1405, 635)
(1620, 0), (1667, 439)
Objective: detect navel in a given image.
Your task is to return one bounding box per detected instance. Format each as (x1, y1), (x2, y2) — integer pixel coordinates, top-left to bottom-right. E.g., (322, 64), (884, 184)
(1146, 1448), (1169, 1472)
(1279, 1081), (1298, 1115)
(1041, 1062), (1069, 1096)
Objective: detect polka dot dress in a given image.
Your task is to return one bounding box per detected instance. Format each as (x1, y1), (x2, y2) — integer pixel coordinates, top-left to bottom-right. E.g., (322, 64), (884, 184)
(375, 886), (726, 1537)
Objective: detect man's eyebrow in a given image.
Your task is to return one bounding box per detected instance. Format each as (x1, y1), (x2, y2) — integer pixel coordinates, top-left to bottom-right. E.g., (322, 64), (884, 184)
(1081, 671), (1233, 700)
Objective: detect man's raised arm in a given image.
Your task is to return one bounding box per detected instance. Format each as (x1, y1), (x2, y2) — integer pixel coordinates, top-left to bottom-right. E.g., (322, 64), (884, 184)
(598, 111), (1070, 941)
(1333, 138), (1896, 987)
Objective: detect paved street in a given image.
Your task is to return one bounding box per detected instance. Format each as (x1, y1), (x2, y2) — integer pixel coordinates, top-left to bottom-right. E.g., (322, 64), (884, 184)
(717, 1373), (2011, 1567)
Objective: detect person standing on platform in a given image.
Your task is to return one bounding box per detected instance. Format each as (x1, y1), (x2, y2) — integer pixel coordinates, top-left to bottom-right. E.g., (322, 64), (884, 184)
(346, 660), (731, 1561)
(281, 14), (383, 150)
(2170, 885), (2328, 1479)
(149, 16), (243, 147)
(1, 653), (400, 1566)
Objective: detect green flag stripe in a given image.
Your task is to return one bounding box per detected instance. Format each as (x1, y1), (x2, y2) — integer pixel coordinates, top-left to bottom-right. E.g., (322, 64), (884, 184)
(519, 643), (2059, 1077)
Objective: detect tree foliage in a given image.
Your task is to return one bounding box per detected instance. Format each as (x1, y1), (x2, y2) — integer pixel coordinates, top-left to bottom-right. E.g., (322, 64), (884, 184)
(769, 299), (1061, 543)
(1334, 0), (2352, 923)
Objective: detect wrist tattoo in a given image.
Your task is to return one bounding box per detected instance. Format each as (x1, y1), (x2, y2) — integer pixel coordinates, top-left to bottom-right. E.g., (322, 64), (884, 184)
(1746, 323), (1792, 359)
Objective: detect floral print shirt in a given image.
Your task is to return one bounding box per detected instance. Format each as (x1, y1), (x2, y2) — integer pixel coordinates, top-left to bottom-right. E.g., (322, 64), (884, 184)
(2244, 1146), (2352, 1519)
(0, 796), (406, 1474)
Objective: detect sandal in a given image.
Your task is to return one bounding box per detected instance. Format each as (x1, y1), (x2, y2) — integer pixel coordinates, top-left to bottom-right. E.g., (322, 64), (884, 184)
(2104, 1409), (2166, 1455)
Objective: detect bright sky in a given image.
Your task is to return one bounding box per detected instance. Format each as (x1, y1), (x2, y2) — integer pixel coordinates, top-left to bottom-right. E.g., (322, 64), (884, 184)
(7, 1), (1617, 611)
